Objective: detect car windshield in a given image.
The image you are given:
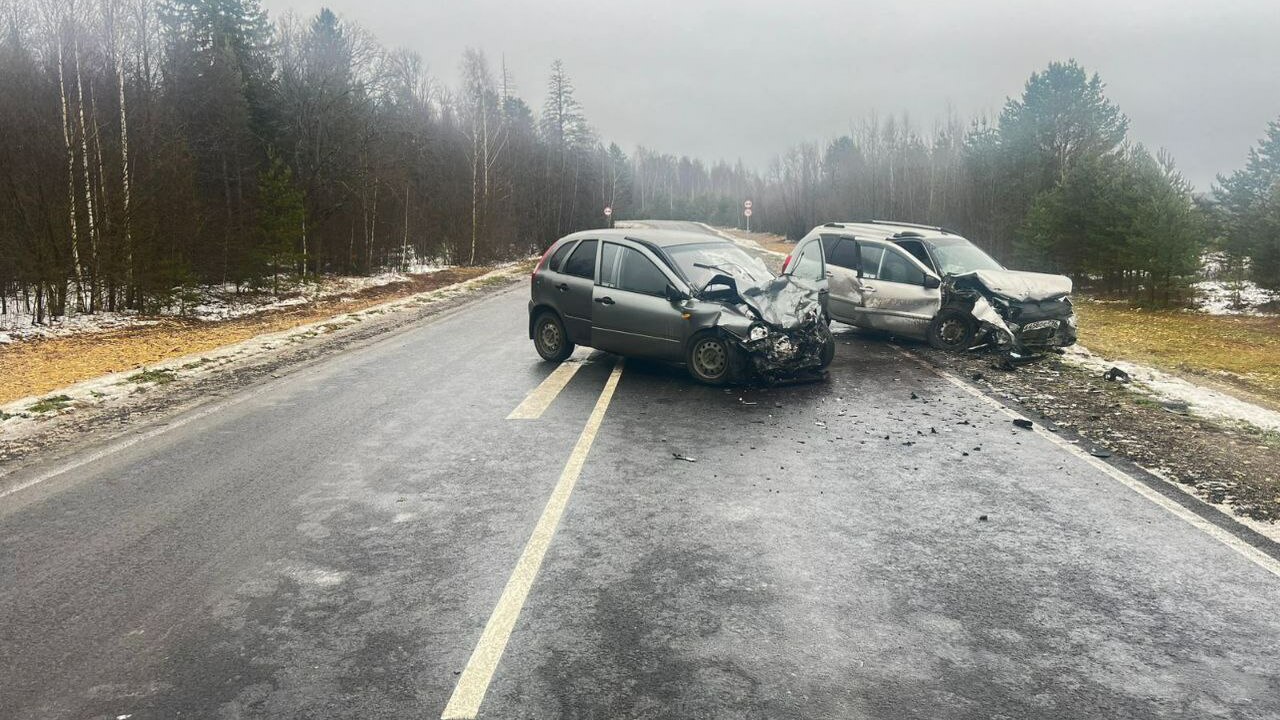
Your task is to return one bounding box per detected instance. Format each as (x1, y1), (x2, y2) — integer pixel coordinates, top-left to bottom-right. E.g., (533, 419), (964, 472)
(665, 242), (773, 289)
(928, 238), (1004, 275)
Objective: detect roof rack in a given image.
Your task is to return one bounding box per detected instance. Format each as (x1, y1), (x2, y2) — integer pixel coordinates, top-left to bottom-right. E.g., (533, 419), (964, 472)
(868, 219), (951, 234)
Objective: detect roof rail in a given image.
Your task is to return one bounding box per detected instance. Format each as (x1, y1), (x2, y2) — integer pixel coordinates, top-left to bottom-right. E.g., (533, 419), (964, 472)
(869, 219), (947, 233)
(822, 222), (845, 228)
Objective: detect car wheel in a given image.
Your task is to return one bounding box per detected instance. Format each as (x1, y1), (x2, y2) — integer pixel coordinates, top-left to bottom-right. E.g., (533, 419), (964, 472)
(927, 306), (976, 351)
(687, 331), (734, 385)
(533, 311), (574, 362)
(819, 334), (836, 369)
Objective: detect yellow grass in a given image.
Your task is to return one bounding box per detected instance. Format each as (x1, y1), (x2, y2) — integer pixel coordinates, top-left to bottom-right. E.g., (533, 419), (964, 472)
(1075, 300), (1280, 411)
(0, 267), (496, 405)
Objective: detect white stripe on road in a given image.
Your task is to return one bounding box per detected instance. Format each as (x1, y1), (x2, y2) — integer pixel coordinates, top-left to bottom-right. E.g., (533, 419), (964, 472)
(893, 347), (1280, 580)
(442, 358), (625, 719)
(506, 359), (585, 420)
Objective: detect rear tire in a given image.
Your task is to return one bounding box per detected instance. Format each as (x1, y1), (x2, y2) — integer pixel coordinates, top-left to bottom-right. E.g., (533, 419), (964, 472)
(686, 331), (735, 385)
(533, 311), (574, 362)
(927, 306), (976, 351)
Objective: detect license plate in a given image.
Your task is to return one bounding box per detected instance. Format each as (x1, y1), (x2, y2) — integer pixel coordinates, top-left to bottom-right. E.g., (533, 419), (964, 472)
(1022, 319), (1059, 332)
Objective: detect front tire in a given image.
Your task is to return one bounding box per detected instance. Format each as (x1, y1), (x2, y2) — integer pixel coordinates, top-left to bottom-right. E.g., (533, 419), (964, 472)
(927, 306), (976, 351)
(687, 331), (735, 385)
(533, 311), (574, 362)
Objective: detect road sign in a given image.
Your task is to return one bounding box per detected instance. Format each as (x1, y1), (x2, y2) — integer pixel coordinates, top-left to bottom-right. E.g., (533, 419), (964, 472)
(744, 200), (753, 209)
(604, 206), (612, 217)
(744, 208), (753, 217)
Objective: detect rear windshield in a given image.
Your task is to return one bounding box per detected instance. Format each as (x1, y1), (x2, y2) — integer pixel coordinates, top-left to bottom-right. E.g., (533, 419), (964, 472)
(664, 242), (772, 289)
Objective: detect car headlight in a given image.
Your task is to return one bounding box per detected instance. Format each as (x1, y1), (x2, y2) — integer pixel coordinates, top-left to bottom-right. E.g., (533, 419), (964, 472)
(1066, 314), (1078, 329)
(748, 324), (769, 342)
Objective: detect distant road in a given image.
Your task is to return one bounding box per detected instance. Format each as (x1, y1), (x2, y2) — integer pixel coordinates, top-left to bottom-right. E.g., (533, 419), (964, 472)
(2, 221), (1279, 719)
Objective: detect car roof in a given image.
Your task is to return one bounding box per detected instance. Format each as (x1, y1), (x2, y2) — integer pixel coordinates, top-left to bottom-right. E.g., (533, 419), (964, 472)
(815, 220), (966, 244)
(559, 228), (727, 249)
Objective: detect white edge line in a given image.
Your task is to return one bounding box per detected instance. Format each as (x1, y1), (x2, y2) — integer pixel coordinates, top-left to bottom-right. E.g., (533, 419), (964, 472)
(892, 347), (1280, 580)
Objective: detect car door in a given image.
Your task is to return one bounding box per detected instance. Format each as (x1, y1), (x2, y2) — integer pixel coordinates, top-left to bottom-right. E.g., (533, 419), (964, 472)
(845, 242), (885, 330)
(784, 237), (829, 316)
(859, 243), (941, 339)
(820, 234), (863, 324)
(553, 239), (598, 344)
(591, 242), (685, 360)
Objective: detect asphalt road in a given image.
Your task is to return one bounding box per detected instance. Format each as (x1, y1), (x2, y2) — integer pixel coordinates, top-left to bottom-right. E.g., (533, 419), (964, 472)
(3, 223), (1279, 719)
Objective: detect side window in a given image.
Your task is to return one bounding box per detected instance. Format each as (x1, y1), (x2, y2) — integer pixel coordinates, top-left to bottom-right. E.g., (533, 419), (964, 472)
(599, 242), (622, 287)
(820, 235), (842, 265)
(547, 241), (576, 272)
(879, 248), (926, 285)
(827, 237), (860, 270)
(617, 247), (670, 296)
(858, 244), (885, 280)
(791, 241), (824, 281)
(898, 240), (935, 273)
(562, 239), (597, 279)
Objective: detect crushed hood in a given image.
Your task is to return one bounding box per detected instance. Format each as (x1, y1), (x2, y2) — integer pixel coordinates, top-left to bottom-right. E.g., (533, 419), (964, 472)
(736, 276), (823, 328)
(957, 269), (1072, 302)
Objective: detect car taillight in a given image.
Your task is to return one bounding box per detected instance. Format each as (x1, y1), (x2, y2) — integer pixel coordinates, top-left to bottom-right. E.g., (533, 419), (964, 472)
(533, 244), (555, 287)
(781, 254), (792, 273)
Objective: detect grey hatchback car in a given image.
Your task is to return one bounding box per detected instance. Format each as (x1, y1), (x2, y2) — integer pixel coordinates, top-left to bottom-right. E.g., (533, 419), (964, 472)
(528, 229), (835, 384)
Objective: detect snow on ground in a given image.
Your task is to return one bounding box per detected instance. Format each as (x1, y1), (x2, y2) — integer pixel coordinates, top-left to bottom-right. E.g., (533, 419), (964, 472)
(0, 268), (448, 343)
(1062, 344), (1280, 433)
(1191, 279), (1279, 316)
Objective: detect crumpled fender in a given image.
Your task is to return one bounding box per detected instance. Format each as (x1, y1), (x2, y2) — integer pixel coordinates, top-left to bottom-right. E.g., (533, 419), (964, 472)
(970, 295), (1015, 346)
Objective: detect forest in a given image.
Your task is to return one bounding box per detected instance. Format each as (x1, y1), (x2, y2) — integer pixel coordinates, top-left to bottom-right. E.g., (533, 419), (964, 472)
(1, 0), (1277, 323)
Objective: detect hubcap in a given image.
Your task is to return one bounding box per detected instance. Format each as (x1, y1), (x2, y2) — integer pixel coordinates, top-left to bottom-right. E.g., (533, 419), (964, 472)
(939, 318), (966, 345)
(539, 320), (561, 353)
(693, 339), (727, 377)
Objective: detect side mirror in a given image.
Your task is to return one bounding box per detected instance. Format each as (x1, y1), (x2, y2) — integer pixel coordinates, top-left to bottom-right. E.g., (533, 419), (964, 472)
(923, 275), (941, 290)
(665, 283), (689, 302)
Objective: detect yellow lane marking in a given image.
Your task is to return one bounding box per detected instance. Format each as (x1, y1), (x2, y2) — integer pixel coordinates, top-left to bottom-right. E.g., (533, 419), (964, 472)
(893, 347), (1280, 580)
(442, 358), (625, 719)
(506, 359), (585, 420)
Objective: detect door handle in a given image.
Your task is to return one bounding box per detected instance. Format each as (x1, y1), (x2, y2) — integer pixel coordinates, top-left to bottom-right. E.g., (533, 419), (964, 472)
(825, 271), (833, 278)
(555, 282), (569, 291)
(862, 286), (877, 293)
(594, 296), (615, 305)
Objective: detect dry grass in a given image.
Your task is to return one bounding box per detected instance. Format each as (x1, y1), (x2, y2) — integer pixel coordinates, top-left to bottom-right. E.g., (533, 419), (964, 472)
(0, 267), (495, 405)
(1075, 300), (1280, 410)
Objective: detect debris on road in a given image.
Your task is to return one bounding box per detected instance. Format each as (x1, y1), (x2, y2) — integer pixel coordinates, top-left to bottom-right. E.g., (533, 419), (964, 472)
(672, 453), (698, 463)
(1013, 418), (1034, 429)
(1103, 366), (1131, 383)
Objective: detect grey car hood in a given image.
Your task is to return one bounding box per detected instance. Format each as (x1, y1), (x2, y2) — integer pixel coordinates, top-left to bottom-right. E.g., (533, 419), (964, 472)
(956, 269), (1072, 302)
(737, 275), (823, 329)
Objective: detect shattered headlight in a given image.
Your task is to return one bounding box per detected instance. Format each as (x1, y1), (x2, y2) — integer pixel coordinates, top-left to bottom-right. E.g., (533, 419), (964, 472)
(748, 324), (769, 342)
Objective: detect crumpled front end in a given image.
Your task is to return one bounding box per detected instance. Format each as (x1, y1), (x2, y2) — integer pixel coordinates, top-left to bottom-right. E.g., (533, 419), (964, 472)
(946, 271), (1078, 353)
(700, 274), (832, 381)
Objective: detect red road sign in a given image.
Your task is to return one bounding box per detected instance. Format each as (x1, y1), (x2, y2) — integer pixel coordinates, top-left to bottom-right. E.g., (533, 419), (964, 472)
(744, 208), (753, 217)
(744, 200), (753, 209)
(604, 206), (612, 216)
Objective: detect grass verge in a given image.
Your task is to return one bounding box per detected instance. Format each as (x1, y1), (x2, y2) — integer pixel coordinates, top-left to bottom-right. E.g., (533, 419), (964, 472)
(0, 266), (497, 405)
(1075, 300), (1280, 410)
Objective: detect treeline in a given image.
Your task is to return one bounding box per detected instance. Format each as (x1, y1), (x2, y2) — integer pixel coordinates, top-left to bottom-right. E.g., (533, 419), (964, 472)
(0, 0), (640, 321)
(3, 0), (1276, 322)
(620, 61), (1278, 306)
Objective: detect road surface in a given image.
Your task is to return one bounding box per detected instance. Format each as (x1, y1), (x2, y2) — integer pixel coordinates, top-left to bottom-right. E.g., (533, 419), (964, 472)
(2, 223), (1279, 719)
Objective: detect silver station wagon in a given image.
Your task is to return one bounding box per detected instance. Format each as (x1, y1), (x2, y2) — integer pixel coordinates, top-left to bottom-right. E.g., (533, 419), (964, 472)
(790, 220), (1078, 353)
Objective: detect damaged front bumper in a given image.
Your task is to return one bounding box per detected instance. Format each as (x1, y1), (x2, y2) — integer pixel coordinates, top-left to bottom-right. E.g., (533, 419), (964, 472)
(972, 295), (1078, 352)
(731, 321), (833, 380)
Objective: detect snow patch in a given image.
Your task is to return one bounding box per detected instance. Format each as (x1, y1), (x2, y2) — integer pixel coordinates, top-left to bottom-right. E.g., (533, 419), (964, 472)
(1191, 279), (1279, 316)
(1062, 345), (1280, 432)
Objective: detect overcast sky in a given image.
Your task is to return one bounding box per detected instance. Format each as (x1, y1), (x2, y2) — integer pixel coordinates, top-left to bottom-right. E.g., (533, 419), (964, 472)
(260, 0), (1280, 191)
